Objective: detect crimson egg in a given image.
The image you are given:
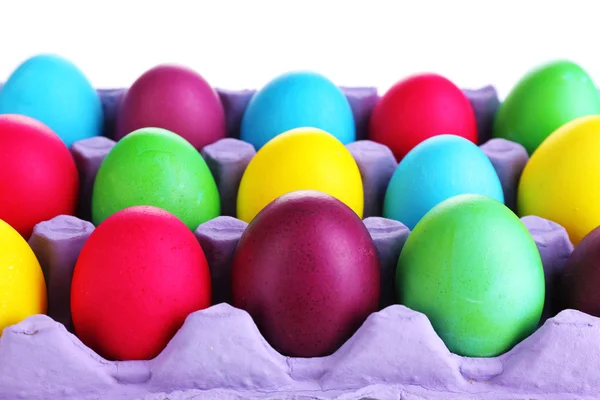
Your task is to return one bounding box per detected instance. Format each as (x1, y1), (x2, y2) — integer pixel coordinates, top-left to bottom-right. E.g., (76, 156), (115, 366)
(231, 190), (380, 357)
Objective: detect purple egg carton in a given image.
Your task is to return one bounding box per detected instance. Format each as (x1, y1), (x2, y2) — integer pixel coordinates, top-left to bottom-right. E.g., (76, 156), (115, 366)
(1, 84), (591, 399)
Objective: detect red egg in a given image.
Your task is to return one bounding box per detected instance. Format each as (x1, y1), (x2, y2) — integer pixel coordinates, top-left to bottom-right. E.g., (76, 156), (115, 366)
(369, 73), (477, 161)
(71, 205), (212, 360)
(232, 190), (380, 358)
(0, 114), (79, 239)
(115, 64), (226, 150)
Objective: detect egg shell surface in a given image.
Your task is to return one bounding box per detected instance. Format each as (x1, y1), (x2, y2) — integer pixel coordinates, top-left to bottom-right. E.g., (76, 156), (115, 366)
(397, 194), (545, 357)
(71, 205), (212, 360)
(383, 134), (503, 230)
(493, 60), (600, 155)
(0, 219), (47, 333)
(560, 225), (600, 317)
(236, 127), (363, 223)
(240, 71), (355, 149)
(0, 54), (103, 147)
(518, 115), (600, 246)
(0, 114), (79, 239)
(232, 190), (380, 357)
(116, 64), (226, 150)
(369, 73), (477, 161)
(91, 127), (220, 229)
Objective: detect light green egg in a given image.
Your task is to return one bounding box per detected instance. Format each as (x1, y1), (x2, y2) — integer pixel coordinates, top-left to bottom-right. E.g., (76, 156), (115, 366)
(396, 194), (545, 357)
(493, 59), (600, 155)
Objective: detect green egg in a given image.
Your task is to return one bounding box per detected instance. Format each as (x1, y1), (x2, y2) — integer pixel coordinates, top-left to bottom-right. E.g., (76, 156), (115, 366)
(92, 127), (220, 230)
(493, 60), (600, 154)
(396, 194), (544, 357)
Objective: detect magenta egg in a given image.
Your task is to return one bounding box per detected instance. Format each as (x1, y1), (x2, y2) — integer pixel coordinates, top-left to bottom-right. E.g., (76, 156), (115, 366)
(231, 190), (380, 358)
(115, 64), (226, 150)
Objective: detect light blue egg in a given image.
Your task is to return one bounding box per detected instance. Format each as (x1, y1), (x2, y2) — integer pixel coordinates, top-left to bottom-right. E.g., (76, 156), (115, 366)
(240, 71), (355, 149)
(0, 54), (103, 147)
(383, 134), (504, 230)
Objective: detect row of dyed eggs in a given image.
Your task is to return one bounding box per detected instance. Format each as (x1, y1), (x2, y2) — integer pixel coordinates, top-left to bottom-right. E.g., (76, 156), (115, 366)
(2, 54), (600, 160)
(97, 111), (600, 249)
(0, 111), (491, 240)
(0, 187), (544, 361)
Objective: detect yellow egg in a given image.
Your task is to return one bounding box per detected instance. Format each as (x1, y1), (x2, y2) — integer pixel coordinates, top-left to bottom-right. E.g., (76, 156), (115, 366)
(518, 115), (600, 245)
(237, 127), (364, 222)
(0, 219), (47, 332)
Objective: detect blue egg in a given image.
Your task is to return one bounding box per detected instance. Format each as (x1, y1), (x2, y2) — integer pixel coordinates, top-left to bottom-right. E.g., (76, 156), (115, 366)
(240, 71), (355, 149)
(383, 134), (504, 230)
(0, 54), (103, 147)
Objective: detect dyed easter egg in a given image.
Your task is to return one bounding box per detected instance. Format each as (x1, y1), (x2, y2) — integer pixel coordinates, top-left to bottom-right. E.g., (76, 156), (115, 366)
(383, 134), (503, 230)
(116, 64), (226, 150)
(369, 73), (477, 161)
(0, 114), (79, 239)
(240, 71), (355, 149)
(0, 219), (47, 333)
(0, 54), (103, 147)
(518, 115), (600, 246)
(397, 194), (545, 357)
(560, 226), (600, 316)
(493, 60), (600, 154)
(71, 206), (212, 360)
(236, 127), (363, 223)
(232, 190), (380, 357)
(92, 127), (220, 230)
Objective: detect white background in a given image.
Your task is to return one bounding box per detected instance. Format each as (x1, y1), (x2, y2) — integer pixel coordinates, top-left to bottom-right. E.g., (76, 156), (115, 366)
(0, 1), (597, 99)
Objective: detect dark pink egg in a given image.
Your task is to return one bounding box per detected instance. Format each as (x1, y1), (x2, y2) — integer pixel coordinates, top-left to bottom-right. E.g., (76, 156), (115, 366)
(231, 190), (380, 358)
(115, 64), (226, 150)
